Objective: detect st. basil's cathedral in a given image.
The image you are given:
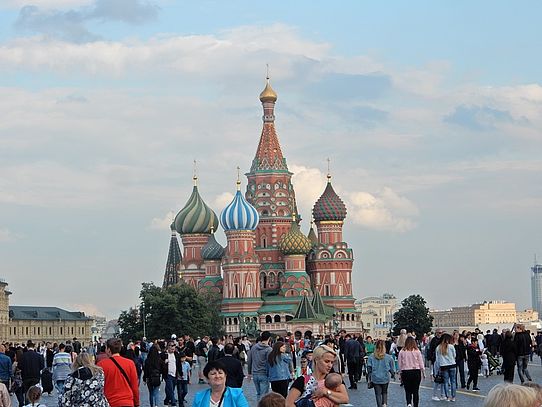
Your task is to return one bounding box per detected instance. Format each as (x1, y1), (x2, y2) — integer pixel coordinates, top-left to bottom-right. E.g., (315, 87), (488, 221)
(162, 78), (362, 335)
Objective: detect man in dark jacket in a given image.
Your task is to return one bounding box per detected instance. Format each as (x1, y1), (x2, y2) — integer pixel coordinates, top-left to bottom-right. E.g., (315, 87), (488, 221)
(218, 343), (244, 388)
(514, 324), (533, 383)
(428, 329), (444, 364)
(206, 337), (224, 363)
(344, 334), (362, 389)
(20, 341), (44, 402)
(490, 329), (502, 357)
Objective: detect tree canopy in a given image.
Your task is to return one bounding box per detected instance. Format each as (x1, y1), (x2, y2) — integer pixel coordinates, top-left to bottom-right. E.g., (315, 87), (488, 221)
(393, 294), (433, 339)
(118, 282), (223, 342)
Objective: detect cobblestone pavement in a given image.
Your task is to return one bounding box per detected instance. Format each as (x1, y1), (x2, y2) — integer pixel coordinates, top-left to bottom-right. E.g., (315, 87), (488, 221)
(34, 360), (542, 407)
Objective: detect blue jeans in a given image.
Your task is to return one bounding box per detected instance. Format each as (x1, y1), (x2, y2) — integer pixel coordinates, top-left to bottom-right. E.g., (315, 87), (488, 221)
(442, 367), (457, 398)
(165, 374), (177, 406)
(55, 380), (65, 395)
(147, 382), (160, 407)
(177, 379), (188, 403)
(517, 355), (532, 383)
(253, 374), (270, 399)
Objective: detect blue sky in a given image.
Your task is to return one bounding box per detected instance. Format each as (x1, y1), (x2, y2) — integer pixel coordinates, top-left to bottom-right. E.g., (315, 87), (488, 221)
(0, 0), (541, 319)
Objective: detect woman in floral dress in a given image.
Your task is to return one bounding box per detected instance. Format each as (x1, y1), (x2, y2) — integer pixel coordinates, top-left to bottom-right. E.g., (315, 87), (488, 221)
(59, 352), (109, 407)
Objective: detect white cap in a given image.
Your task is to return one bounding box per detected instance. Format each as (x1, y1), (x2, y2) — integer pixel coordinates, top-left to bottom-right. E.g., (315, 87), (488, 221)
(171, 334), (177, 339)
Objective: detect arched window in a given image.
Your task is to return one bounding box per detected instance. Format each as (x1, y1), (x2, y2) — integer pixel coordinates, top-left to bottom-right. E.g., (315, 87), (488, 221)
(233, 317), (238, 325)
(341, 314), (345, 321)
(351, 314), (356, 321)
(268, 272), (276, 286)
(285, 315), (293, 322)
(346, 314), (350, 321)
(274, 315), (281, 323)
(260, 273), (267, 289)
(261, 236), (267, 248)
(228, 318), (232, 325)
(265, 315), (272, 323)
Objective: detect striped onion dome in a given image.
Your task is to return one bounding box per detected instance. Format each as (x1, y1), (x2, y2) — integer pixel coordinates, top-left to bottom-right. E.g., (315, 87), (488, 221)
(174, 181), (219, 235)
(202, 231), (225, 261)
(279, 219), (312, 255)
(220, 181), (259, 231)
(312, 177), (347, 222)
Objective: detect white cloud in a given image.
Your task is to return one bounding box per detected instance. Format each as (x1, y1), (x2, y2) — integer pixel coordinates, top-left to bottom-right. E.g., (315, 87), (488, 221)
(68, 302), (104, 317)
(149, 211), (175, 230)
(2, 0), (93, 8)
(0, 228), (16, 242)
(348, 187), (419, 233)
(213, 192), (234, 213)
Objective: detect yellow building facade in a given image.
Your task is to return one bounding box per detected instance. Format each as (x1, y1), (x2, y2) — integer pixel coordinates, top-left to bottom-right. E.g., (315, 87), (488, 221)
(431, 301), (535, 330)
(0, 280), (94, 345)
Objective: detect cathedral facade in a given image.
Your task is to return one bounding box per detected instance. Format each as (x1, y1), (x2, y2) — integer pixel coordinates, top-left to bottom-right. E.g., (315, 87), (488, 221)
(163, 79), (361, 335)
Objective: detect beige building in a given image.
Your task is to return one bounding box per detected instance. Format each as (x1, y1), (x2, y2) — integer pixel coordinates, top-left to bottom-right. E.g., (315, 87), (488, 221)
(355, 293), (399, 339)
(431, 301), (538, 331)
(8, 306), (94, 345)
(0, 280), (94, 344)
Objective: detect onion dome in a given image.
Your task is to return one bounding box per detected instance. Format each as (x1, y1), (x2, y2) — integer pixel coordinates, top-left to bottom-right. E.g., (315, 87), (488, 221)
(220, 178), (259, 231)
(174, 177), (219, 234)
(202, 229), (225, 261)
(259, 77), (277, 103)
(279, 218), (312, 255)
(312, 176), (347, 222)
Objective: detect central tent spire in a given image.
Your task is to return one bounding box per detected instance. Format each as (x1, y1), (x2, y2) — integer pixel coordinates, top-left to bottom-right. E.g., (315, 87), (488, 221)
(251, 72), (287, 173)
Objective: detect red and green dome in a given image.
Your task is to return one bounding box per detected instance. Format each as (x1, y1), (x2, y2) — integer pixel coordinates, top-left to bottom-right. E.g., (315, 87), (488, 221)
(312, 180), (347, 222)
(279, 220), (312, 255)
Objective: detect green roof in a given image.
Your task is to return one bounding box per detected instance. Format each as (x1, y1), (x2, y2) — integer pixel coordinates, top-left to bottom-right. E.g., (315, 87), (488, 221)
(312, 290), (327, 315)
(258, 304), (297, 314)
(9, 306), (92, 321)
(293, 295), (317, 320)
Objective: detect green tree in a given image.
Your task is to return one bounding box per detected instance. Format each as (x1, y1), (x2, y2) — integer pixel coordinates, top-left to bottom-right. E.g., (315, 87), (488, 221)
(393, 294), (433, 339)
(117, 307), (143, 343)
(118, 282), (223, 341)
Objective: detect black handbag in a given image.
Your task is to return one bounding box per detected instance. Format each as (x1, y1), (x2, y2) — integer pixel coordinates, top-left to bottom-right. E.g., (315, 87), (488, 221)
(434, 372), (444, 384)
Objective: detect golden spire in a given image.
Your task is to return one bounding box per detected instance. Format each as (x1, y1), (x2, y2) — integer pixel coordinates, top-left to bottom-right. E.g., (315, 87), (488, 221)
(193, 160), (198, 186)
(326, 157), (332, 183)
(236, 166), (241, 191)
(259, 65), (278, 103)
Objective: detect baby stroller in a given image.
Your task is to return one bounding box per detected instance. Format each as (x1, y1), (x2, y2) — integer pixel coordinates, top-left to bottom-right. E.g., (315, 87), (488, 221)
(484, 350), (502, 375)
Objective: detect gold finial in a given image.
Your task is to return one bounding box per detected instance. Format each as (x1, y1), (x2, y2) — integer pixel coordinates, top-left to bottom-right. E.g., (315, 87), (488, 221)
(326, 158), (332, 182)
(193, 160), (198, 186)
(259, 65), (278, 103)
(210, 225), (214, 234)
(236, 166), (241, 191)
(292, 213), (296, 222)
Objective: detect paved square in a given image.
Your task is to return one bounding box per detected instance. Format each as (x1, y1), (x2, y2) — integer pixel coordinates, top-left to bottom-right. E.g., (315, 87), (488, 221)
(35, 360), (542, 407)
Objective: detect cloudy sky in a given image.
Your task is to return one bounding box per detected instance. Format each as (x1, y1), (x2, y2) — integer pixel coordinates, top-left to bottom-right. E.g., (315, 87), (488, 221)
(0, 1), (541, 319)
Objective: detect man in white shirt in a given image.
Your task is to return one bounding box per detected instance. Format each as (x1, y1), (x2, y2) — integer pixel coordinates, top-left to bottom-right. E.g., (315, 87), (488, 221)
(161, 341), (180, 406)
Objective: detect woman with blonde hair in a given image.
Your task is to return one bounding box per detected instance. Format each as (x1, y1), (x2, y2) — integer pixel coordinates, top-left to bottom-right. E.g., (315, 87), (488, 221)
(398, 336), (425, 407)
(59, 352), (109, 407)
(367, 340), (395, 407)
(435, 333), (457, 402)
(286, 345), (349, 407)
(484, 383), (538, 407)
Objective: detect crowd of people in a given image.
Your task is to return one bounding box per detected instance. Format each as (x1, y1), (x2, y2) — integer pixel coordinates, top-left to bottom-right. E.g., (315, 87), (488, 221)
(0, 325), (540, 407)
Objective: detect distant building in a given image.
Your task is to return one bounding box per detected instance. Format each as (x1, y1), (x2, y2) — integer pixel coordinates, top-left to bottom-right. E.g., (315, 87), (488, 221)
(355, 294), (399, 339)
(102, 319), (120, 340)
(8, 306), (93, 344)
(431, 301), (537, 331)
(0, 279), (94, 344)
(531, 263), (542, 316)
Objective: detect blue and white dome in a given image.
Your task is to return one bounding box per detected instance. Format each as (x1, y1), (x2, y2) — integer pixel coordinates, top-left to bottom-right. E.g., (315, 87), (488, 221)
(220, 186), (259, 231)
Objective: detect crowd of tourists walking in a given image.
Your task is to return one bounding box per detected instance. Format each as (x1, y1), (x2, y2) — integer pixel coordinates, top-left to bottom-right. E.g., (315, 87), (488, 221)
(0, 325), (542, 407)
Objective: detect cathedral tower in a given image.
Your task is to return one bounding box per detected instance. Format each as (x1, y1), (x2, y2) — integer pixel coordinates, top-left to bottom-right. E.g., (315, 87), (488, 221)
(308, 174), (355, 310)
(174, 175), (218, 290)
(220, 177), (262, 316)
(245, 77), (298, 293)
(162, 222), (182, 288)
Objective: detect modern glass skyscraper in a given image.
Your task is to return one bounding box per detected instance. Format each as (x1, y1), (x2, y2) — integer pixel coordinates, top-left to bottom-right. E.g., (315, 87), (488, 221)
(531, 262), (542, 316)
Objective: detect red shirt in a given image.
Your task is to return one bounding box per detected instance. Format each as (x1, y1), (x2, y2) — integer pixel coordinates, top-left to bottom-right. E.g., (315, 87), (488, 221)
(98, 355), (140, 407)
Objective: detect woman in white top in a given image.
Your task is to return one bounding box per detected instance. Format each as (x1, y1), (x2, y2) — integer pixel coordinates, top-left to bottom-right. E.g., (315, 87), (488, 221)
(435, 333), (457, 402)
